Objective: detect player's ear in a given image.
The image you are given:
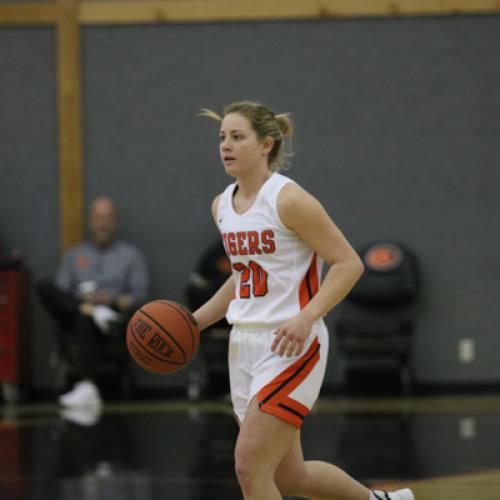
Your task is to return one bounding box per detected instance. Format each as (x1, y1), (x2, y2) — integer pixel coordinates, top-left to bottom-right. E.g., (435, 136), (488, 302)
(261, 136), (274, 156)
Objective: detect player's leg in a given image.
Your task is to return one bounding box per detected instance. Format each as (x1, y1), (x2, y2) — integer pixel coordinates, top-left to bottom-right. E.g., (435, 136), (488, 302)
(234, 397), (298, 499)
(274, 431), (370, 500)
(232, 323), (328, 498)
(59, 314), (102, 407)
(235, 399), (397, 500)
(274, 432), (415, 500)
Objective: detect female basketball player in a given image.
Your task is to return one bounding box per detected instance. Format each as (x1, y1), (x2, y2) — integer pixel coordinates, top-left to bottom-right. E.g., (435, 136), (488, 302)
(193, 102), (414, 500)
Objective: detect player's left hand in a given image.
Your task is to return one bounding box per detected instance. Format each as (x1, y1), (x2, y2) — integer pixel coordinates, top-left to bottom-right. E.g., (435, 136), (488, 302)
(271, 314), (314, 357)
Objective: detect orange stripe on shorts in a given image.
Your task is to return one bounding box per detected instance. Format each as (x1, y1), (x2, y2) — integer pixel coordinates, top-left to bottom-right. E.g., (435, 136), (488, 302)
(257, 337), (320, 428)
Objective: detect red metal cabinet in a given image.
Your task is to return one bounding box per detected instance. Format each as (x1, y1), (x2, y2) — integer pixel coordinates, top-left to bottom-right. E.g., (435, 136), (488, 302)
(0, 269), (30, 385)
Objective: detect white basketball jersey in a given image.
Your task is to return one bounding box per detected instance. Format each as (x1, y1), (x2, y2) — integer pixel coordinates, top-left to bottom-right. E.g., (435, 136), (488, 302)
(217, 173), (323, 326)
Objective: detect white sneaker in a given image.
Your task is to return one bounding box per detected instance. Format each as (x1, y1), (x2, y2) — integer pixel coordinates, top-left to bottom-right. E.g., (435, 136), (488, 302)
(373, 489), (415, 500)
(58, 380), (102, 408)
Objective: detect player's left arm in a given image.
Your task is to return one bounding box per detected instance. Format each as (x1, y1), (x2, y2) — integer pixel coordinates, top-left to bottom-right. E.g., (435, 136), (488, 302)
(272, 183), (364, 357)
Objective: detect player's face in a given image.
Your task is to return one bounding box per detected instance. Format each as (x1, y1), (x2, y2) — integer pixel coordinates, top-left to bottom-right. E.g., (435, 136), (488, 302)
(219, 113), (267, 177)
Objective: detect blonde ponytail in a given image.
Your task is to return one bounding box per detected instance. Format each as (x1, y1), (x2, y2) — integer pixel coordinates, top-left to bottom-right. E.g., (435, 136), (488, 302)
(275, 113), (293, 140)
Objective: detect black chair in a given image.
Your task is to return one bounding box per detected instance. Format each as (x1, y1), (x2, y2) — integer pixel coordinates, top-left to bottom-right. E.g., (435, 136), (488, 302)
(333, 241), (419, 395)
(49, 324), (133, 399)
(37, 279), (133, 399)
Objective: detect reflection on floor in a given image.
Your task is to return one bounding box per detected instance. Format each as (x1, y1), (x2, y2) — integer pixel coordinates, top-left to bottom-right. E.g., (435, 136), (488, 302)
(1, 396), (500, 499)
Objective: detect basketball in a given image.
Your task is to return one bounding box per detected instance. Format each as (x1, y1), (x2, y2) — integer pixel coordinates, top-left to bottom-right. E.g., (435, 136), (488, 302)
(126, 300), (200, 374)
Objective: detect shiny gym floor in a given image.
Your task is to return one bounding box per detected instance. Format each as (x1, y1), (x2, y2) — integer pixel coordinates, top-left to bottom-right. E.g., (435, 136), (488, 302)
(1, 394), (500, 500)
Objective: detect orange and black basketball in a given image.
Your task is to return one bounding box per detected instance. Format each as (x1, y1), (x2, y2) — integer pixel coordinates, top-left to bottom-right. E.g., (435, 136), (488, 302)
(126, 300), (200, 374)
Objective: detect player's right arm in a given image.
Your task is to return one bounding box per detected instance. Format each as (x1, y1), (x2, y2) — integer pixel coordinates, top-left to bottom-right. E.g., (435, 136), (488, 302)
(192, 194), (235, 331)
(193, 275), (235, 331)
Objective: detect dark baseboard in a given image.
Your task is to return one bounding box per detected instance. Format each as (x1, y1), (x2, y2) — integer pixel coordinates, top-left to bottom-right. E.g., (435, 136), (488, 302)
(13, 381), (500, 405)
(322, 381), (500, 397)
(413, 382), (500, 395)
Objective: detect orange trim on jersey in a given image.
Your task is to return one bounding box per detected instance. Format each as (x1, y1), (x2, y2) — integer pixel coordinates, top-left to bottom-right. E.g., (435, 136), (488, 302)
(299, 253), (319, 310)
(256, 337), (321, 428)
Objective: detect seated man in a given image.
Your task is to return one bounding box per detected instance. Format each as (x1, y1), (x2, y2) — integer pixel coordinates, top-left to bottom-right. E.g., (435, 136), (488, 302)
(38, 196), (149, 407)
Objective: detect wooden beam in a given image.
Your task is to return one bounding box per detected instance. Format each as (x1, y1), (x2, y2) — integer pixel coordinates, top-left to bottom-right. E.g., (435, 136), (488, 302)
(78, 0), (500, 25)
(56, 0), (84, 253)
(0, 3), (56, 26)
(79, 0), (314, 24)
(321, 0), (500, 16)
(2, 0), (499, 27)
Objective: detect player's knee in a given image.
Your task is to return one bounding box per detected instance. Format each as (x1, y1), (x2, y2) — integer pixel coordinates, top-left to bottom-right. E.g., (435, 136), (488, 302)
(234, 442), (267, 489)
(234, 446), (255, 484)
(234, 458), (255, 493)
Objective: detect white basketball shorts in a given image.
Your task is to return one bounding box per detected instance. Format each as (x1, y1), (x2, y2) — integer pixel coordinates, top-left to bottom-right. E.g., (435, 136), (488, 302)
(228, 320), (329, 428)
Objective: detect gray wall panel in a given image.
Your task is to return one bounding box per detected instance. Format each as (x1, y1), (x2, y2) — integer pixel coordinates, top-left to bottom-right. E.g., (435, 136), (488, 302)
(83, 16), (500, 387)
(0, 28), (59, 390)
(2, 15), (499, 393)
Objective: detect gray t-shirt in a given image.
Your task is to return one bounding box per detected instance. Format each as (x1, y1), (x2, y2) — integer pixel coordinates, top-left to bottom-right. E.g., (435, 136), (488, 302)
(55, 240), (149, 307)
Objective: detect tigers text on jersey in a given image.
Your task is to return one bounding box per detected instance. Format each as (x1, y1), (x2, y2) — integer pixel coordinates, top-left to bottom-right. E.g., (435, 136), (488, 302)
(217, 173), (323, 327)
